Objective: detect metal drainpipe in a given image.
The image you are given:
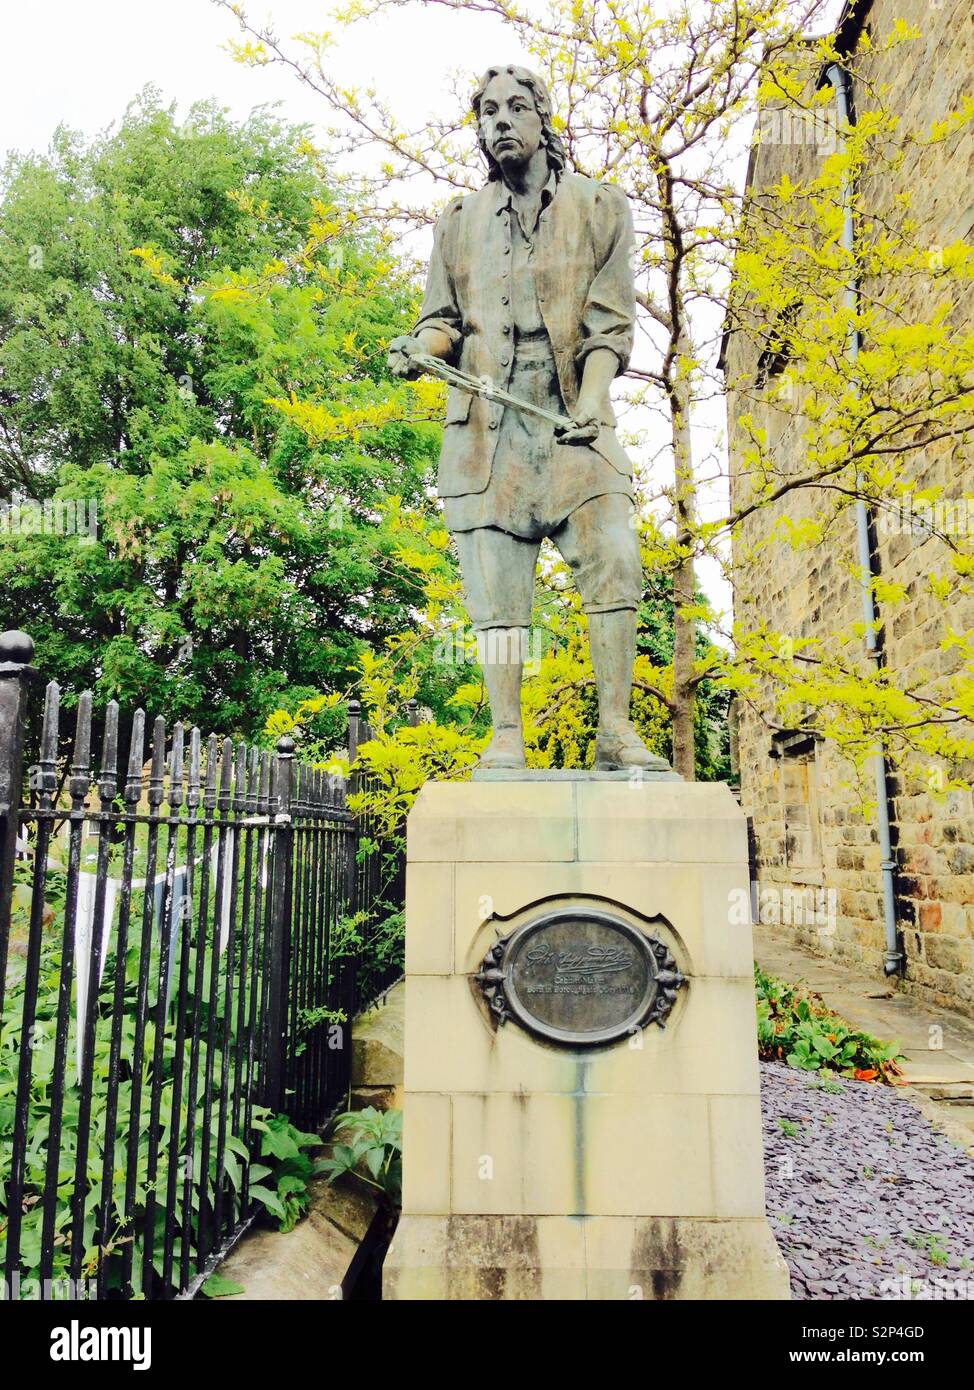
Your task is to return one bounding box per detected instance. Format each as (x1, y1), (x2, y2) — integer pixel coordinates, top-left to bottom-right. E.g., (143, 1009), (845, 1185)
(825, 62), (903, 976)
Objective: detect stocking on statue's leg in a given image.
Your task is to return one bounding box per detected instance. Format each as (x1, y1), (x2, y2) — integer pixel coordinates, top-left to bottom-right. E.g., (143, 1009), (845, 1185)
(587, 605), (636, 732)
(451, 525), (539, 771)
(587, 607), (670, 771)
(552, 494), (671, 772)
(477, 626), (527, 768)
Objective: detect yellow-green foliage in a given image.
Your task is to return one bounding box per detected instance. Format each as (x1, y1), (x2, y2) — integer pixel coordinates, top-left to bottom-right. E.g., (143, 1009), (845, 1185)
(226, 0), (974, 805)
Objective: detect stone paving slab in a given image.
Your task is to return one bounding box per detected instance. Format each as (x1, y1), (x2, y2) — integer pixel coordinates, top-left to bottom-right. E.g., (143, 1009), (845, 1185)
(206, 1169), (380, 1301)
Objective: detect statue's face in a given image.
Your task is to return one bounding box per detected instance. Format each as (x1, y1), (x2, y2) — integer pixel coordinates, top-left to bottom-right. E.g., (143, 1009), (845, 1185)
(478, 72), (544, 173)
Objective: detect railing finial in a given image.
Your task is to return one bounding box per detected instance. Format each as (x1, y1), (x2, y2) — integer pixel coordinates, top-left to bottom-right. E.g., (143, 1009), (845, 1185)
(0, 630), (35, 668)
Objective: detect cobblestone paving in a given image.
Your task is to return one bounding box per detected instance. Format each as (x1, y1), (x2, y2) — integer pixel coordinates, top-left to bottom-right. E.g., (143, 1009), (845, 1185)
(760, 1060), (974, 1300)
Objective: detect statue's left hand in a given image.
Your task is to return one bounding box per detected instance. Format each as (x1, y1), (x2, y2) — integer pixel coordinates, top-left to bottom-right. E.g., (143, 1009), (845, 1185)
(554, 399), (601, 446)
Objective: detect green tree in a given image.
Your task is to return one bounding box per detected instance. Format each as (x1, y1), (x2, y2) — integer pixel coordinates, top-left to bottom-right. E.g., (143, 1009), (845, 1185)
(0, 89), (443, 733)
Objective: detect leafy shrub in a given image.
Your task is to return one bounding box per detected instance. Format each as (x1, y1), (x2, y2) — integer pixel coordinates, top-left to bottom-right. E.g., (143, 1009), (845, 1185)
(247, 1114), (324, 1233)
(316, 1106), (401, 1206)
(755, 965), (904, 1082)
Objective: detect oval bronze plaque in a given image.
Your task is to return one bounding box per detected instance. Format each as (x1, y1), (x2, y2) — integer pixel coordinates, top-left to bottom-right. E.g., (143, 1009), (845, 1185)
(475, 908), (686, 1048)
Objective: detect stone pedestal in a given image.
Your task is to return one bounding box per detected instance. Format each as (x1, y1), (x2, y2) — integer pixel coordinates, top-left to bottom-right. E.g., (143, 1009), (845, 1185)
(383, 775), (790, 1300)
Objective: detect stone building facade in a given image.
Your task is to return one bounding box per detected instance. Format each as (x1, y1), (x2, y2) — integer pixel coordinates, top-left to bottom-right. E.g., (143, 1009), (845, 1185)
(724, 0), (974, 1014)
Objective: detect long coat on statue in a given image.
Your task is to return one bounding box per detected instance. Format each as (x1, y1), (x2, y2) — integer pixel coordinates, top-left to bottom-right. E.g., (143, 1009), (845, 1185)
(413, 170), (637, 501)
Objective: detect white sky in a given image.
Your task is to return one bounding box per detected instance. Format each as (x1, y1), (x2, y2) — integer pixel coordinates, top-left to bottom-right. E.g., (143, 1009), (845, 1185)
(0, 0), (808, 622)
(0, 1), (510, 161)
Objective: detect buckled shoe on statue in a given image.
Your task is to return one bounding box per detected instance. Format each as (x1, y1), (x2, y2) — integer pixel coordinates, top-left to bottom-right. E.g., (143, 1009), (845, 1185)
(478, 727), (527, 770)
(594, 722), (672, 773)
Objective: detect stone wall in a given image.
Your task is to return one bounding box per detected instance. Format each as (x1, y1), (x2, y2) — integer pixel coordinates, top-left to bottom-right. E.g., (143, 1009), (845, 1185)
(726, 0), (974, 1014)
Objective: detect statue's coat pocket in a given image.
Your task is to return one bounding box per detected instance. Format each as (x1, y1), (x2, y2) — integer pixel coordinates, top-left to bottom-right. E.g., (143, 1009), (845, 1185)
(444, 388), (472, 425)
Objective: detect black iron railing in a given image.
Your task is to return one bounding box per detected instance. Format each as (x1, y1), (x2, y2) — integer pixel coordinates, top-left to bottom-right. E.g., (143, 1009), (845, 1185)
(346, 701), (412, 1006)
(0, 631), (405, 1300)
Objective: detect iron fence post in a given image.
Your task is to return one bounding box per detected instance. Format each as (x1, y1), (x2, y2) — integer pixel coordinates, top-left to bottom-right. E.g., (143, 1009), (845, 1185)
(345, 700), (362, 1017)
(346, 697), (362, 783)
(263, 734), (294, 1113)
(0, 631), (37, 1021)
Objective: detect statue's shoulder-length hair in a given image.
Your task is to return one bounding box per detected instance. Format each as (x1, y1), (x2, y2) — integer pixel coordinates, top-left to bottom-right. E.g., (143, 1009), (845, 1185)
(471, 64), (568, 181)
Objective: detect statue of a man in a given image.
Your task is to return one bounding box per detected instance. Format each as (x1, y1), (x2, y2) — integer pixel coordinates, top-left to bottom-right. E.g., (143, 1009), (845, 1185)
(388, 63), (668, 773)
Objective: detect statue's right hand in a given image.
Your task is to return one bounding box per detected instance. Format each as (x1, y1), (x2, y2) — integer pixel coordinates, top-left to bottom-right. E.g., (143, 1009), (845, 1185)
(387, 335), (424, 380)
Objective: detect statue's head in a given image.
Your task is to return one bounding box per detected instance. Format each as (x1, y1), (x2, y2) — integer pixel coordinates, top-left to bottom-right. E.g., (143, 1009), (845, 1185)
(472, 64), (567, 181)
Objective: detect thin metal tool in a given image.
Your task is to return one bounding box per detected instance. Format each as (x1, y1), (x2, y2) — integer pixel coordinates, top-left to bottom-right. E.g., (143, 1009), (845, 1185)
(410, 351), (574, 430)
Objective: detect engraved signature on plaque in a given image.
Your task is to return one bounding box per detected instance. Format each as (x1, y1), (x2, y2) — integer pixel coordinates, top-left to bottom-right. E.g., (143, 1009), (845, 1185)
(475, 908), (686, 1048)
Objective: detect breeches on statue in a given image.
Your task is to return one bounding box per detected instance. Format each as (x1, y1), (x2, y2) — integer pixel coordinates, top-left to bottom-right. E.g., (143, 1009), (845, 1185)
(445, 330), (642, 630)
(451, 492), (642, 631)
